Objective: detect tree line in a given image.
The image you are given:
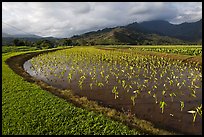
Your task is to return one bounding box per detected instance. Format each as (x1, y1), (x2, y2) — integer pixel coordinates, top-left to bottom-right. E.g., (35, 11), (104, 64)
(3, 38), (82, 49)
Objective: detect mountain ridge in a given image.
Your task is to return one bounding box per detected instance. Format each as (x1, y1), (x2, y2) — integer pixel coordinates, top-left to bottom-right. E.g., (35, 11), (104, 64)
(2, 19), (202, 45)
(70, 19), (202, 45)
(2, 32), (43, 38)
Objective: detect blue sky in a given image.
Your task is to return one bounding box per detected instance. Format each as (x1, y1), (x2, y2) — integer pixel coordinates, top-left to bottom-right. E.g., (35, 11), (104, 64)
(2, 2), (202, 38)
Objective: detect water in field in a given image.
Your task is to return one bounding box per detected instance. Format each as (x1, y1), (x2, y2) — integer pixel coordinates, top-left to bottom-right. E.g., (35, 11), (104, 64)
(23, 49), (202, 135)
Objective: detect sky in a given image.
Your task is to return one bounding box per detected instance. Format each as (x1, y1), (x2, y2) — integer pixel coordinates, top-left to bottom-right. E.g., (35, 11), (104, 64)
(2, 2), (202, 38)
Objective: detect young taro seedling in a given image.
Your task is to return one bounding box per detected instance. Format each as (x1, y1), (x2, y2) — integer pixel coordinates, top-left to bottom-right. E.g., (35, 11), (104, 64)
(169, 92), (176, 102)
(112, 86), (119, 99)
(160, 100), (167, 114)
(180, 101), (184, 111)
(153, 93), (158, 104)
(188, 109), (197, 123)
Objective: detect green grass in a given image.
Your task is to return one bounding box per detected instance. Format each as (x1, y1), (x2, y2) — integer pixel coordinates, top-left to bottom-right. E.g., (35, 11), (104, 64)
(2, 46), (40, 54)
(2, 50), (143, 135)
(2, 46), (71, 54)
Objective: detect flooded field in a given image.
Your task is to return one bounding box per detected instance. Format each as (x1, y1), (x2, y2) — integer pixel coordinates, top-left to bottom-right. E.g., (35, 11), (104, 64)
(24, 47), (202, 134)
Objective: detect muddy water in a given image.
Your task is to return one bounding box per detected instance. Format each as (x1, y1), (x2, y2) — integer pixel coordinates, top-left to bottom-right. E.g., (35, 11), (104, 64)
(24, 59), (202, 135)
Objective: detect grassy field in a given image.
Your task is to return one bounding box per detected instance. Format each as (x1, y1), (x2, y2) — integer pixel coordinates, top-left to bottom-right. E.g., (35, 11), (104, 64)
(2, 46), (39, 54)
(2, 47), (144, 135)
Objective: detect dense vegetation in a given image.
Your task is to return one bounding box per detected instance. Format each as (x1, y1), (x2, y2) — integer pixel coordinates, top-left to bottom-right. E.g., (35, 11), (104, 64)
(2, 46), (40, 53)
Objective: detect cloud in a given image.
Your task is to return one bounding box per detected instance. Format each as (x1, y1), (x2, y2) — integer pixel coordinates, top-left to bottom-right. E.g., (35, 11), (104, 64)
(2, 2), (202, 38)
(169, 2), (202, 24)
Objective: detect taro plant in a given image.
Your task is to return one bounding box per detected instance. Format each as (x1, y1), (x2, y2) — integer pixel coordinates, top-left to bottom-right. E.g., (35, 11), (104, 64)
(112, 86), (119, 99)
(78, 80), (83, 89)
(159, 100), (167, 114)
(131, 90), (140, 106)
(130, 94), (137, 106)
(162, 90), (166, 96)
(105, 74), (109, 84)
(196, 104), (202, 118)
(191, 92), (197, 98)
(188, 109), (197, 123)
(78, 75), (86, 90)
(89, 83), (93, 90)
(127, 84), (132, 93)
(100, 71), (104, 78)
(187, 104), (202, 123)
(97, 82), (104, 88)
(169, 92), (176, 102)
(67, 73), (72, 83)
(153, 93), (158, 104)
(122, 80), (126, 89)
(180, 101), (184, 111)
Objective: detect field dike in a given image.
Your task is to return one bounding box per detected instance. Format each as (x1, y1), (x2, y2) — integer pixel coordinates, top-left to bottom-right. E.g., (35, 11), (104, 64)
(5, 47), (188, 135)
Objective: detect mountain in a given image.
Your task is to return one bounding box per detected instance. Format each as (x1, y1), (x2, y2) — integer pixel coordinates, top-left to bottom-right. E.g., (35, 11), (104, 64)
(2, 32), (61, 46)
(139, 20), (175, 36)
(70, 19), (202, 45)
(2, 32), (42, 38)
(2, 32), (60, 45)
(139, 19), (202, 42)
(71, 27), (186, 45)
(2, 32), (13, 37)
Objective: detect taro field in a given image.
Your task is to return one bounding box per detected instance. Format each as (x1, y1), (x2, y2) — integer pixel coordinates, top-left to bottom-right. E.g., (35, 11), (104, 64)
(24, 46), (202, 134)
(133, 45), (202, 56)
